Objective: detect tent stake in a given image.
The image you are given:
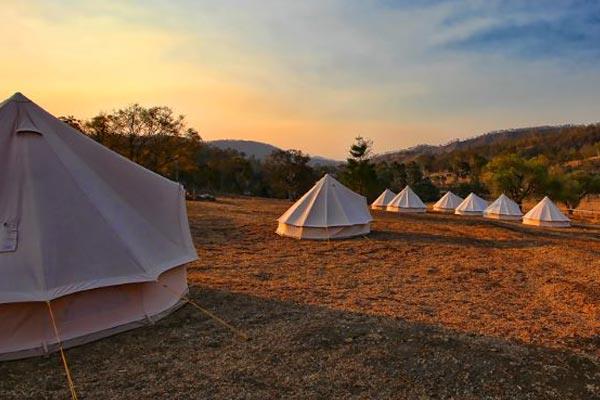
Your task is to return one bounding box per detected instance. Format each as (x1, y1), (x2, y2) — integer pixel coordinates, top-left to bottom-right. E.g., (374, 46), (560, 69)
(46, 301), (79, 400)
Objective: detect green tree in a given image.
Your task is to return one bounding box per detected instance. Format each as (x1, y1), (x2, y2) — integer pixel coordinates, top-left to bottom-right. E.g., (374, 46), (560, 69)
(404, 161), (440, 201)
(85, 104), (201, 179)
(468, 153), (488, 182)
(450, 181), (489, 199)
(390, 162), (408, 191)
(551, 170), (600, 212)
(263, 150), (315, 199)
(413, 178), (440, 202)
(481, 154), (549, 204)
(406, 161), (423, 186)
(341, 136), (378, 199)
(449, 156), (471, 180)
(374, 161), (408, 193)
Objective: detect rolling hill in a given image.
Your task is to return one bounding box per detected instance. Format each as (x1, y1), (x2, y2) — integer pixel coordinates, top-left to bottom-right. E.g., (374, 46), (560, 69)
(208, 139), (341, 166)
(209, 123), (599, 172)
(375, 124), (600, 169)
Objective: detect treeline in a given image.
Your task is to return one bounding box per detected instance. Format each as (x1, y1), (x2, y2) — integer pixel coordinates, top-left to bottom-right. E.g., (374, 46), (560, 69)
(60, 104), (600, 209)
(60, 105), (322, 198)
(383, 124), (600, 176)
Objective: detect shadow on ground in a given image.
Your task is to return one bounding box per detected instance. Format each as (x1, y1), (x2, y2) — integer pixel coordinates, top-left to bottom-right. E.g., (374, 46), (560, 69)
(369, 229), (545, 249)
(1, 288), (598, 400)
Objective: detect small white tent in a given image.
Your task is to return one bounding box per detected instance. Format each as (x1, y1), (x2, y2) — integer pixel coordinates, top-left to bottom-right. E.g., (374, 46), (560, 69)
(522, 197), (570, 227)
(276, 174), (372, 239)
(432, 191), (463, 213)
(484, 194), (523, 221)
(0, 93), (198, 361)
(386, 186), (427, 213)
(371, 189), (396, 210)
(455, 193), (488, 216)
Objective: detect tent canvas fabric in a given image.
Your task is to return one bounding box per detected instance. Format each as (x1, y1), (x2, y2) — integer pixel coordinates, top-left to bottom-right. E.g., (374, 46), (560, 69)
(432, 191), (463, 213)
(0, 93), (198, 361)
(371, 189), (396, 210)
(276, 174), (372, 239)
(455, 193), (488, 216)
(484, 194), (523, 221)
(386, 186), (426, 213)
(522, 196), (570, 227)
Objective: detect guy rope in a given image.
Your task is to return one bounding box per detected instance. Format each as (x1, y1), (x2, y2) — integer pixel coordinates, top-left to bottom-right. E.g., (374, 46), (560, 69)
(161, 284), (250, 341)
(46, 300), (79, 400)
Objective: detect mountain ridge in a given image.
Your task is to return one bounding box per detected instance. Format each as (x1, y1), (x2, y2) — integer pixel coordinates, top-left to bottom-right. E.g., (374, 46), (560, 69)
(209, 122), (599, 169)
(374, 124), (597, 164)
(208, 139), (341, 166)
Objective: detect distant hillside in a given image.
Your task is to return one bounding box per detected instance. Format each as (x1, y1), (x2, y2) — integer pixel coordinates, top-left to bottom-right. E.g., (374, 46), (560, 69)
(209, 140), (281, 160)
(208, 139), (340, 167)
(375, 124), (600, 168)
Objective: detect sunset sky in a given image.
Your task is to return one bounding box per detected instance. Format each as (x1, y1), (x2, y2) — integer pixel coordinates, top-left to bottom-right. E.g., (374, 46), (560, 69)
(2, 0), (600, 159)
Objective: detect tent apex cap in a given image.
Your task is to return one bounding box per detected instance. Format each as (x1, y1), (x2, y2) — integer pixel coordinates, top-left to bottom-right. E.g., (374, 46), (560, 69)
(8, 92), (31, 102)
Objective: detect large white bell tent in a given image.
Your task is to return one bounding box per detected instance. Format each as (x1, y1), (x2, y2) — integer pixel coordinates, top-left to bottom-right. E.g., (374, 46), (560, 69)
(371, 189), (396, 210)
(483, 194), (523, 221)
(455, 193), (488, 216)
(432, 191), (463, 213)
(386, 186), (426, 213)
(276, 174), (372, 239)
(0, 93), (198, 361)
(522, 196), (571, 227)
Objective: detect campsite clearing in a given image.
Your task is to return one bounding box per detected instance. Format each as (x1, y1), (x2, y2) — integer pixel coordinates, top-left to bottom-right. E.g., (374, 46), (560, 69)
(1, 196), (599, 399)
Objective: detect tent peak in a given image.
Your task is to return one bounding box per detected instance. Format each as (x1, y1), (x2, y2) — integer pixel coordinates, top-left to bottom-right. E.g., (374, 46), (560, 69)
(8, 92), (31, 103)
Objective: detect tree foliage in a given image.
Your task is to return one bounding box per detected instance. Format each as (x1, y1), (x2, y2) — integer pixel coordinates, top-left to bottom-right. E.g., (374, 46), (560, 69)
(481, 154), (550, 204)
(340, 136), (379, 199)
(85, 104), (202, 178)
(548, 170), (600, 211)
(59, 105), (599, 210)
(263, 150), (315, 199)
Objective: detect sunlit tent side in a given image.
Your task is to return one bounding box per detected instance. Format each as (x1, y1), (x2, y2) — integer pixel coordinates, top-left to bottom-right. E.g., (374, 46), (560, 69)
(483, 193), (523, 221)
(0, 93), (198, 361)
(522, 196), (571, 227)
(276, 174), (372, 239)
(371, 189), (396, 210)
(455, 193), (488, 216)
(432, 191), (463, 213)
(386, 186), (426, 213)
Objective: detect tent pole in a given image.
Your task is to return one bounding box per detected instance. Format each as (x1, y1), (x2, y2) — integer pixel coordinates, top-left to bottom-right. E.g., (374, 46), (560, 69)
(46, 301), (79, 400)
(161, 284), (250, 341)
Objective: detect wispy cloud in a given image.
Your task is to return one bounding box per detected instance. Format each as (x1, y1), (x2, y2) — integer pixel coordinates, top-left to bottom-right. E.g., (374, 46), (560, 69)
(440, 1), (600, 61)
(1, 0), (599, 158)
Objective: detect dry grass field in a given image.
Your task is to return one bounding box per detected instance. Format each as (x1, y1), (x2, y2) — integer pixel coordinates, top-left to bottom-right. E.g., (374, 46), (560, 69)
(1, 196), (599, 399)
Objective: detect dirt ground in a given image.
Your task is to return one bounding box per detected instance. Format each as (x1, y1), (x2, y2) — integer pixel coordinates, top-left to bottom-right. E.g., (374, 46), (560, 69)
(1, 196), (599, 399)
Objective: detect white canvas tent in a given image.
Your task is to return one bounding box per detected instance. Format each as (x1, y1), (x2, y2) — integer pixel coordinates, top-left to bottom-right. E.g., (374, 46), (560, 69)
(0, 93), (198, 361)
(455, 193), (488, 216)
(371, 189), (396, 210)
(522, 197), (570, 227)
(386, 186), (426, 213)
(432, 191), (463, 213)
(276, 174), (372, 239)
(484, 194), (523, 221)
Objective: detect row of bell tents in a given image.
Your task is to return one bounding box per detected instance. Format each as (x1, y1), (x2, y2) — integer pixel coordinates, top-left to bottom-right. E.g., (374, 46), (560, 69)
(276, 174), (571, 240)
